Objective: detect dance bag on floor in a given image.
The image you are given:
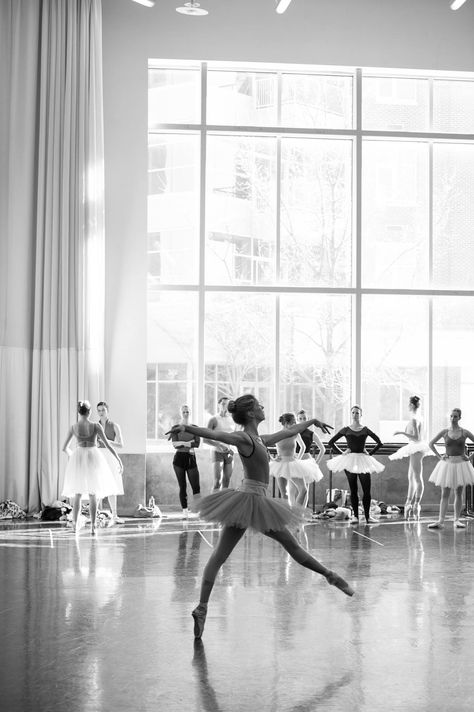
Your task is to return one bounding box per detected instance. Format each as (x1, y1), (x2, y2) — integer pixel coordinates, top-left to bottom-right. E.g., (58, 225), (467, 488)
(134, 496), (162, 518)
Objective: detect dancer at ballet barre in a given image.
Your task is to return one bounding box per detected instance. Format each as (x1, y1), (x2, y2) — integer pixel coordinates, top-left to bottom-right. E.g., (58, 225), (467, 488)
(326, 405), (384, 525)
(389, 395), (430, 520)
(427, 408), (474, 530)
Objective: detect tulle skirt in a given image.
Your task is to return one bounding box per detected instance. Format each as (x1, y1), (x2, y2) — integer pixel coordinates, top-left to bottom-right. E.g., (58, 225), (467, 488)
(269, 456), (323, 484)
(389, 440), (431, 461)
(61, 446), (121, 497)
(326, 452), (385, 474)
(98, 448), (124, 495)
(193, 478), (304, 533)
(428, 456), (474, 489)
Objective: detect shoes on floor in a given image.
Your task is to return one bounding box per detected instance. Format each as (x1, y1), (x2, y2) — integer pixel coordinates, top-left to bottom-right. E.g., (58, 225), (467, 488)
(454, 520), (466, 529)
(350, 516), (359, 524)
(191, 605), (207, 639)
(428, 521), (444, 529)
(365, 516), (378, 524)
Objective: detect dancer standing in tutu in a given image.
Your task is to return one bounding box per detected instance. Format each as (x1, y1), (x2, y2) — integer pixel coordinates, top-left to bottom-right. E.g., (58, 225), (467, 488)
(427, 408), (474, 530)
(168, 394), (354, 641)
(326, 405), (384, 524)
(62, 401), (123, 533)
(169, 404), (201, 519)
(97, 401), (125, 524)
(270, 412), (323, 508)
(389, 395), (430, 520)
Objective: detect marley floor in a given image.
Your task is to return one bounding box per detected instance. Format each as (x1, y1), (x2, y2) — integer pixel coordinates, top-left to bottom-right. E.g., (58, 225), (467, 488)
(1, 512), (474, 712)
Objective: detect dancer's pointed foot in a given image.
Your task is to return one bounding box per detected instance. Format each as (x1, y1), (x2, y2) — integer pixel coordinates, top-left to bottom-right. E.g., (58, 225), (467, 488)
(454, 520), (466, 529)
(404, 504), (413, 520)
(428, 521), (444, 529)
(326, 571), (354, 597)
(413, 503), (421, 520)
(192, 605), (208, 639)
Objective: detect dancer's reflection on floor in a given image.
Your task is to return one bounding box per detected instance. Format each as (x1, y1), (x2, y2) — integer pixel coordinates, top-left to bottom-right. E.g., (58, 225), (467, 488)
(172, 531), (203, 603)
(192, 640), (353, 712)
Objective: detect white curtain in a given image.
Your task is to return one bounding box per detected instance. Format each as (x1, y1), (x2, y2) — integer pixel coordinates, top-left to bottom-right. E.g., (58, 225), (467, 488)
(0, 0), (105, 511)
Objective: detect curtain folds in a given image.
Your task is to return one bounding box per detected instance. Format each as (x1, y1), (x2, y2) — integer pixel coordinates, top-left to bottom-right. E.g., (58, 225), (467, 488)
(0, 0), (105, 511)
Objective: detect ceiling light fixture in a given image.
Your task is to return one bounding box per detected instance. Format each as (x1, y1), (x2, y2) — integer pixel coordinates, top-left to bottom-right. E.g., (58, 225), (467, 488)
(131, 0), (155, 7)
(275, 0), (294, 13)
(176, 1), (208, 15)
(450, 0), (468, 9)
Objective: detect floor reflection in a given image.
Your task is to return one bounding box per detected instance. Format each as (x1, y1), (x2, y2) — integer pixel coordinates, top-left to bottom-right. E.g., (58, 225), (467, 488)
(2, 517), (474, 711)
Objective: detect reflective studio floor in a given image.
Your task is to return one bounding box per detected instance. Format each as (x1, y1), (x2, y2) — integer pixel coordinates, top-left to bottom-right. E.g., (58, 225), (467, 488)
(1, 512), (474, 712)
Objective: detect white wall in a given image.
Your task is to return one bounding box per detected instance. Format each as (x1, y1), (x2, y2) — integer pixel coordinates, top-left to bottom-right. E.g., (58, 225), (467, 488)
(102, 0), (474, 453)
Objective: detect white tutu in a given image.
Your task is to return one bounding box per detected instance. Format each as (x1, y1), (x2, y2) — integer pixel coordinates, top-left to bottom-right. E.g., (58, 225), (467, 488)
(326, 452), (385, 474)
(389, 440), (431, 461)
(61, 446), (121, 497)
(193, 478), (304, 532)
(98, 448), (124, 495)
(269, 456), (323, 484)
(428, 457), (474, 489)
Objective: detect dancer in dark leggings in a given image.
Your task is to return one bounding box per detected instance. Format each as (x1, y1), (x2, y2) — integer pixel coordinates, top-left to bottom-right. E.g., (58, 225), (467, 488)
(326, 405), (384, 525)
(168, 394), (354, 640)
(169, 405), (201, 519)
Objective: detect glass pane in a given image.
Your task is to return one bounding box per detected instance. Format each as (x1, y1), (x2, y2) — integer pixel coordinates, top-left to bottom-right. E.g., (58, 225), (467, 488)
(206, 135), (276, 285)
(207, 71), (277, 126)
(148, 68), (200, 125)
(433, 143), (474, 289)
(147, 134), (200, 285)
(432, 297), (474, 435)
(362, 77), (429, 131)
(280, 138), (353, 287)
(361, 295), (429, 442)
(433, 80), (474, 134)
(204, 293), (275, 429)
(279, 294), (352, 429)
(281, 74), (353, 129)
(147, 292), (198, 441)
(362, 140), (429, 288)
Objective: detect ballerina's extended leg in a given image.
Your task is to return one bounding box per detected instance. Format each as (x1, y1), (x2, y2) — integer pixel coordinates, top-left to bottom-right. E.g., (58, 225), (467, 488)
(265, 528), (354, 597)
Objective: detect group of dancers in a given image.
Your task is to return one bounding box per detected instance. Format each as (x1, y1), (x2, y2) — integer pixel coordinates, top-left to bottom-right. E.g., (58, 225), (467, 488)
(61, 392), (474, 639)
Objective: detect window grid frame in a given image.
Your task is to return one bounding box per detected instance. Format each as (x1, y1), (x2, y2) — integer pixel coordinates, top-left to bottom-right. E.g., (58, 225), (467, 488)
(147, 61), (474, 442)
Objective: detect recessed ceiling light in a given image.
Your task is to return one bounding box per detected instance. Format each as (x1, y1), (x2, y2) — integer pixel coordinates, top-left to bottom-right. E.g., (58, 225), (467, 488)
(176, 1), (208, 15)
(275, 0), (294, 13)
(132, 0), (155, 7)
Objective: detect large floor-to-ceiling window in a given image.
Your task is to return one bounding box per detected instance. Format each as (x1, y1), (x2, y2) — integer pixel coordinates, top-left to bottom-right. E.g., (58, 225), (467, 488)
(147, 61), (474, 449)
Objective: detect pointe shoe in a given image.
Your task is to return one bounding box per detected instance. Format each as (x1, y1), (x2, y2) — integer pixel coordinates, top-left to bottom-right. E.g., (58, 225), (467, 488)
(428, 521), (444, 530)
(365, 516), (378, 524)
(350, 516), (359, 524)
(412, 504), (421, 520)
(454, 520), (466, 529)
(191, 605), (207, 639)
(326, 571), (355, 597)
(182, 509), (189, 520)
(404, 504), (413, 520)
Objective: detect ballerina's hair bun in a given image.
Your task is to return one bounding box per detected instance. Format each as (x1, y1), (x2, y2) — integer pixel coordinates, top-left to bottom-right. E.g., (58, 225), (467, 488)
(227, 394), (257, 425)
(279, 412), (295, 425)
(409, 395), (420, 409)
(77, 400), (91, 415)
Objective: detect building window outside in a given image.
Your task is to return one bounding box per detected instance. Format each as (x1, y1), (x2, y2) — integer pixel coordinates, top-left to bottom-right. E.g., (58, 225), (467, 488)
(147, 62), (474, 450)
